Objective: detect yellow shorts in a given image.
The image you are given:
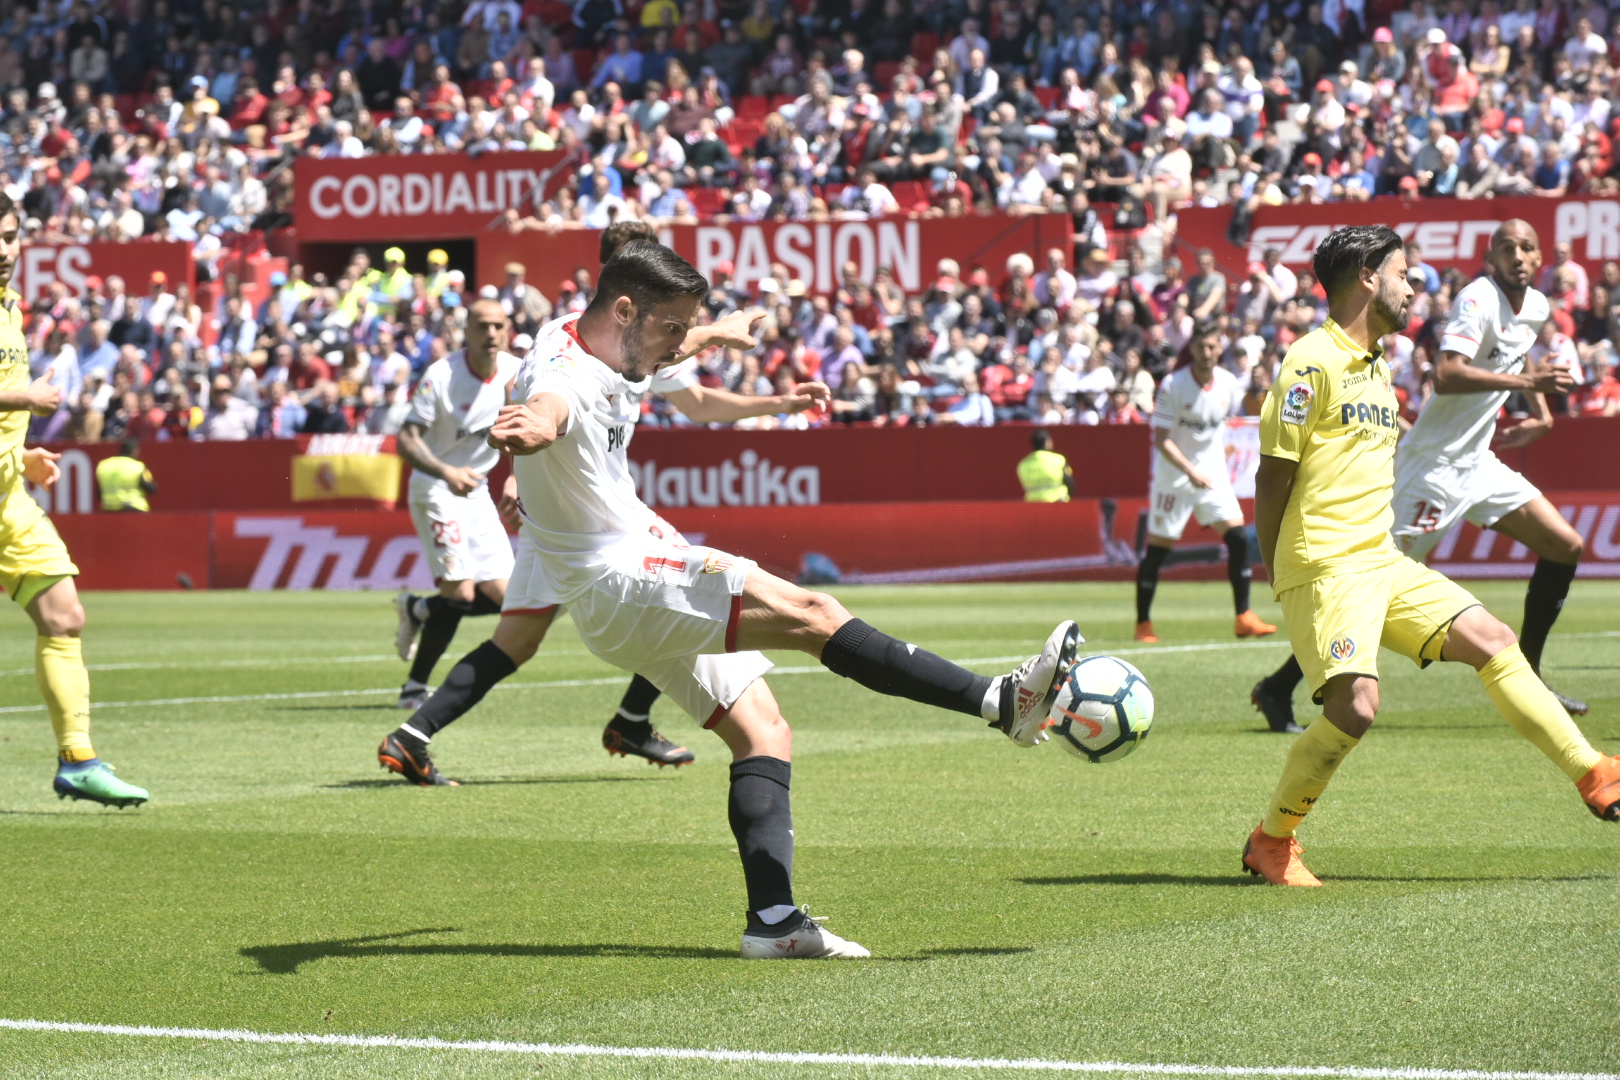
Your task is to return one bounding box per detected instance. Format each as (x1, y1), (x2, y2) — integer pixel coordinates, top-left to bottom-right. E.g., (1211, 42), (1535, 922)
(1278, 555), (1480, 704)
(0, 484), (78, 606)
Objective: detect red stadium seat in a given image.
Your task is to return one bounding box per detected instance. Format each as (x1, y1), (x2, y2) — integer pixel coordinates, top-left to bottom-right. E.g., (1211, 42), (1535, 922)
(573, 48), (600, 81)
(734, 94), (771, 117)
(890, 180), (929, 212)
(729, 117), (766, 149)
(910, 31), (939, 59)
(1033, 87), (1061, 109)
(873, 61), (903, 87)
(769, 94), (797, 113)
(686, 187), (729, 218)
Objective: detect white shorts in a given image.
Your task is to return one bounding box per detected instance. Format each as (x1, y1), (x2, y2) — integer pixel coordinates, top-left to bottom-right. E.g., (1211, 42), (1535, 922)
(1148, 470), (1243, 540)
(408, 484), (516, 584)
(507, 534), (774, 726)
(1392, 449), (1541, 560)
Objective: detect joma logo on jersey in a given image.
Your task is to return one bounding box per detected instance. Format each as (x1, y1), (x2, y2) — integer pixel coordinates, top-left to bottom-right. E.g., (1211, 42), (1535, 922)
(1339, 402), (1398, 429)
(1329, 636), (1356, 661)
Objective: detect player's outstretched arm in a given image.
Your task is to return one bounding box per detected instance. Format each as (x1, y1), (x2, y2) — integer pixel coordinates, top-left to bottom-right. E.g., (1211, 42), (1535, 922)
(676, 308), (765, 361)
(1498, 382), (1559, 449)
(1253, 454), (1298, 585)
(0, 371), (61, 416)
(1433, 350), (1576, 396)
(488, 394), (570, 455)
(398, 420), (484, 495)
(664, 381), (832, 423)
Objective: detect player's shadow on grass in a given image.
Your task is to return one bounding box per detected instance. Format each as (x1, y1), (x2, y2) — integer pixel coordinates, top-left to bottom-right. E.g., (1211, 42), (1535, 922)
(277, 703), (400, 712)
(322, 775), (663, 789)
(242, 929), (734, 974)
(1020, 873), (1251, 887)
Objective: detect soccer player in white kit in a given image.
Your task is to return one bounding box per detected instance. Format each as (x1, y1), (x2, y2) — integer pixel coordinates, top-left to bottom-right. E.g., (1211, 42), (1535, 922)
(389, 298), (521, 710)
(381, 243), (1083, 958)
(1251, 219), (1589, 730)
(387, 221), (834, 769)
(1135, 323), (1278, 646)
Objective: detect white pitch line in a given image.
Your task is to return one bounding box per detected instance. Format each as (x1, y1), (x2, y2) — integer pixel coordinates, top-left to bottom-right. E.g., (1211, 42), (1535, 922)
(0, 650), (595, 678)
(0, 1019), (1611, 1080)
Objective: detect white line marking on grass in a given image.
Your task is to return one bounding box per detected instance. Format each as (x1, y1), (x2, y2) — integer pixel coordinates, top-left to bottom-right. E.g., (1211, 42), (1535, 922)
(0, 651), (594, 678)
(0, 1019), (1613, 1080)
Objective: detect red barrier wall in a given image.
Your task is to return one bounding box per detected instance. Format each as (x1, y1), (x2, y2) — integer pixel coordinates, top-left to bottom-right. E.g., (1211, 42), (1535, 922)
(40, 490), (1620, 590)
(14, 241), (194, 305)
(1178, 195), (1620, 280)
(37, 417), (1620, 514)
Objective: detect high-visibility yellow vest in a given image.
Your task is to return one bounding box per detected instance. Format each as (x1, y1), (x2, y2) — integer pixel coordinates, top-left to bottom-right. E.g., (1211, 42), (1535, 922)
(96, 455), (151, 512)
(1017, 449), (1071, 502)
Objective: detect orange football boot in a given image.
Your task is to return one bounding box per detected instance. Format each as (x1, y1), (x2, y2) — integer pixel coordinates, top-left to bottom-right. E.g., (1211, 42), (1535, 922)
(1134, 621), (1158, 643)
(1576, 756), (1620, 822)
(1235, 610), (1278, 638)
(1241, 824), (1323, 886)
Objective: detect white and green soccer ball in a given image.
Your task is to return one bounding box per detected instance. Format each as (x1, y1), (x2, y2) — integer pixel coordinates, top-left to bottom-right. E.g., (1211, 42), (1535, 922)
(1048, 655), (1155, 763)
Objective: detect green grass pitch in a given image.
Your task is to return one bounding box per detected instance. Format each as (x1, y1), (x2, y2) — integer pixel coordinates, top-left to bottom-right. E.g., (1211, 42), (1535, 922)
(0, 581), (1616, 1079)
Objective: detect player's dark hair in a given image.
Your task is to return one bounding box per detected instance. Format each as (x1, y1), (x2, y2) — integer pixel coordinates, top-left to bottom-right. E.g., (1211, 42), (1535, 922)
(1189, 320), (1222, 344)
(589, 241), (709, 315)
(600, 220), (658, 265)
(1313, 225), (1403, 299)
(1031, 428), (1051, 450)
(120, 436), (140, 457)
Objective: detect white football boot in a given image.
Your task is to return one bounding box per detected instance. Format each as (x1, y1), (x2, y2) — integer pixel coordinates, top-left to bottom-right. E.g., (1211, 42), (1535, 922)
(994, 620), (1083, 747)
(739, 907), (871, 959)
(394, 591), (422, 662)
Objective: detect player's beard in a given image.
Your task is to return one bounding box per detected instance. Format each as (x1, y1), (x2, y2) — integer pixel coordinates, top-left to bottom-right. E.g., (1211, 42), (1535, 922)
(1370, 277), (1408, 337)
(618, 317), (651, 382)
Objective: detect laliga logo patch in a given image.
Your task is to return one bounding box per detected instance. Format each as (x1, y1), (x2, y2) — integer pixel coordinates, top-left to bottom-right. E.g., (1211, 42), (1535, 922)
(1280, 382), (1313, 425)
(1460, 296), (1477, 315)
(1329, 636), (1356, 662)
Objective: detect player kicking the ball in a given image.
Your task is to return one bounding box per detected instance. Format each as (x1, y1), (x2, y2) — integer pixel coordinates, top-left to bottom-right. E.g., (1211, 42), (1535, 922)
(1134, 322), (1276, 648)
(0, 195), (148, 808)
(1251, 219), (1588, 733)
(387, 221), (831, 772)
(390, 298), (522, 712)
(1242, 225), (1618, 887)
(381, 242), (1080, 956)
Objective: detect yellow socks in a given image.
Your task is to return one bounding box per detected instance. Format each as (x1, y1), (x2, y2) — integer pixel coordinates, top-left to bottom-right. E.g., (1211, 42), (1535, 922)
(1480, 645), (1601, 782)
(36, 636), (94, 763)
(1261, 717), (1361, 838)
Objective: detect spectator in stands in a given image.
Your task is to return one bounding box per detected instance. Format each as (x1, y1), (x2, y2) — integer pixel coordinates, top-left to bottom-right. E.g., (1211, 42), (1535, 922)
(197, 374), (258, 440)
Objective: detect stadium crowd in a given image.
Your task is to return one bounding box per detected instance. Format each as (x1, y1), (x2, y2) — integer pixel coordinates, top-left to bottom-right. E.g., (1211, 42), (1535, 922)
(7, 0), (1620, 441)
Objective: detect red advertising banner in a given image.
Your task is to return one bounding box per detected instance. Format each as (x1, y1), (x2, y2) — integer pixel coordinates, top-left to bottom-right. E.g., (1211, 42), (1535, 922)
(1178, 195), (1620, 279)
(49, 492), (1620, 590)
(292, 150), (569, 243)
(15, 241), (194, 305)
(33, 416), (1620, 514)
(475, 213), (1075, 296)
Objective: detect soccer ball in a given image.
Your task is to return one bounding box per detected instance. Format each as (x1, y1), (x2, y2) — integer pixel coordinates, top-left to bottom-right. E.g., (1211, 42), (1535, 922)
(1048, 655), (1155, 763)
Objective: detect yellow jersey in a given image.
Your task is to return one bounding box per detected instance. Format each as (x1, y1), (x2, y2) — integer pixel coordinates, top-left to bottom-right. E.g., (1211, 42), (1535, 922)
(1259, 318), (1402, 593)
(96, 455), (153, 512)
(0, 291), (28, 494)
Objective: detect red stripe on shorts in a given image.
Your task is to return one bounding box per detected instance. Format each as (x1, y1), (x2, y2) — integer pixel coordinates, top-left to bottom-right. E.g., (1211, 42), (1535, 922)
(725, 593), (742, 652)
(703, 703), (727, 729)
(503, 605), (558, 617)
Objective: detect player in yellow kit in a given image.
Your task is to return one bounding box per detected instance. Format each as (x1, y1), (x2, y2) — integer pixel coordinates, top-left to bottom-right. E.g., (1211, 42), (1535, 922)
(0, 194), (148, 807)
(1243, 225), (1616, 885)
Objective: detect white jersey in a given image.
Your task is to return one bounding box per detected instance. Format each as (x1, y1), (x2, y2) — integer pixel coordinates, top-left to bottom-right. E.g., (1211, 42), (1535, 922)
(1151, 365), (1241, 477)
(510, 313), (661, 602)
(403, 349), (522, 497)
(1403, 276), (1549, 467)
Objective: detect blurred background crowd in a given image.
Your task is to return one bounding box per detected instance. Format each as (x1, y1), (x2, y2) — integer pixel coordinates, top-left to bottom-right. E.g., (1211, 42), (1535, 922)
(8, 0), (1620, 443)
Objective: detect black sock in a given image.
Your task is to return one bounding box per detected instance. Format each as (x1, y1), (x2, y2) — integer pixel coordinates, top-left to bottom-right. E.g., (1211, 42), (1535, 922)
(1265, 654), (1304, 694)
(1136, 545), (1168, 622)
(616, 673), (663, 719)
(729, 756), (797, 925)
(1224, 527), (1253, 615)
(819, 618), (991, 719)
(405, 640), (518, 740)
(408, 596), (471, 684)
(1521, 558), (1577, 672)
(468, 591), (502, 616)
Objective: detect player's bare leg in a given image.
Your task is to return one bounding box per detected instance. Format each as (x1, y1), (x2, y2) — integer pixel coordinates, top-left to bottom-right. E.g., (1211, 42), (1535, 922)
(378, 608), (556, 786)
(396, 577), (508, 709)
(712, 680), (867, 959)
(26, 578), (149, 807)
(1489, 497), (1587, 714)
(734, 567), (1081, 747)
